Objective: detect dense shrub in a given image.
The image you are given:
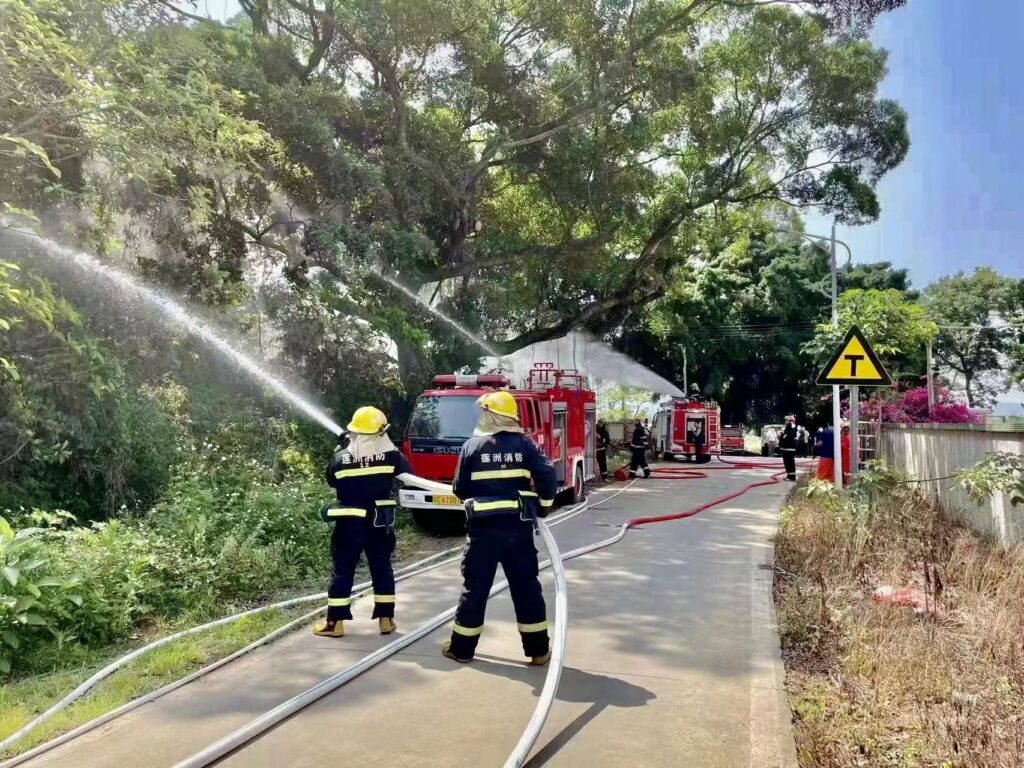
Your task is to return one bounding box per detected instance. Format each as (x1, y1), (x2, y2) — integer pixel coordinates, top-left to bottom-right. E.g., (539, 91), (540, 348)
(0, 516), (82, 674)
(1, 265), (181, 519)
(1, 402), (337, 677)
(857, 383), (981, 424)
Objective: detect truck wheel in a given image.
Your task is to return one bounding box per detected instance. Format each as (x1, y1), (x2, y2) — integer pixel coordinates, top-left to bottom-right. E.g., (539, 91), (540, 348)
(695, 454), (711, 465)
(570, 464), (585, 504)
(662, 452), (674, 461)
(411, 508), (466, 535)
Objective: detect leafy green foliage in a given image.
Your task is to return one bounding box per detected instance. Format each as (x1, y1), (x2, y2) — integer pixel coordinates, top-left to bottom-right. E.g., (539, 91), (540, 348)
(636, 228), (833, 424)
(923, 268), (1020, 407)
(598, 386), (659, 422)
(1, 265), (180, 519)
(0, 402), (333, 676)
(957, 452), (1024, 508)
(803, 288), (937, 379)
(0, 517), (82, 675)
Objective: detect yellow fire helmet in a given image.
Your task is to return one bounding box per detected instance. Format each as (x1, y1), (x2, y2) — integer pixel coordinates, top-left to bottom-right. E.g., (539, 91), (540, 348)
(477, 390), (519, 421)
(346, 405), (389, 435)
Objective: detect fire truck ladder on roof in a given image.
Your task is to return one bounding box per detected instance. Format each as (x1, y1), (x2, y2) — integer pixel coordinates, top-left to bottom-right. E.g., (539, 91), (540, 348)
(526, 362), (586, 391)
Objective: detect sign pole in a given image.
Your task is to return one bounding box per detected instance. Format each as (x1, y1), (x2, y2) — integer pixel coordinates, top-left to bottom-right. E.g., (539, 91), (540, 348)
(830, 225), (843, 487)
(849, 385), (859, 479)
(815, 323), (890, 489)
(832, 385), (842, 485)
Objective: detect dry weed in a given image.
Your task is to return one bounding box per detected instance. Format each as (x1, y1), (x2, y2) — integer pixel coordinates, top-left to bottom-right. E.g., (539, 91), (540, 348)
(775, 481), (1024, 768)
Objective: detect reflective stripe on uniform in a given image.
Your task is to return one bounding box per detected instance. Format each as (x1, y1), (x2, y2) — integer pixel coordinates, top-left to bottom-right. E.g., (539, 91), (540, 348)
(470, 468), (532, 481)
(452, 623), (483, 637)
(334, 465), (397, 479)
(519, 490), (538, 497)
(538, 498), (554, 508)
(327, 597), (352, 607)
(373, 594), (396, 603)
(326, 507), (367, 517)
(517, 620), (548, 633)
(375, 499), (397, 506)
(473, 499), (520, 512)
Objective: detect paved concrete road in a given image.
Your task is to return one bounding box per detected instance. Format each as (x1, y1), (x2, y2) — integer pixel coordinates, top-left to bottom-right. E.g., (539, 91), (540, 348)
(21, 462), (798, 768)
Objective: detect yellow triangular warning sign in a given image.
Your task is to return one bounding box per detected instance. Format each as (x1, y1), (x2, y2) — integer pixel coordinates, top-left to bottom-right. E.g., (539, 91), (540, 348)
(816, 326), (892, 386)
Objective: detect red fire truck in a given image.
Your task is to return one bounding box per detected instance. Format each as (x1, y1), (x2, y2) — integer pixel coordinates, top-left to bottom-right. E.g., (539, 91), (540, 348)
(652, 398), (722, 463)
(398, 363), (597, 527)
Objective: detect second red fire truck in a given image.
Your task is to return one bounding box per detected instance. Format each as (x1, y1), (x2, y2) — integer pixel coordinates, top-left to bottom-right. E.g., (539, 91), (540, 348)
(652, 397), (722, 463)
(398, 363), (597, 527)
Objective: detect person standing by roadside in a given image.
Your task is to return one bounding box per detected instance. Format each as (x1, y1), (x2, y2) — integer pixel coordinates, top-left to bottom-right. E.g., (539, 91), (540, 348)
(596, 418), (610, 480)
(764, 426), (779, 458)
(841, 422), (852, 486)
(629, 419), (651, 478)
(779, 415), (798, 481)
(814, 425), (835, 482)
(796, 425), (808, 458)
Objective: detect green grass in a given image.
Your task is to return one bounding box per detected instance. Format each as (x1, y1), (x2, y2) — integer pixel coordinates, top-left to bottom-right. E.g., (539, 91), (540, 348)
(0, 531), (460, 760)
(0, 604), (315, 758)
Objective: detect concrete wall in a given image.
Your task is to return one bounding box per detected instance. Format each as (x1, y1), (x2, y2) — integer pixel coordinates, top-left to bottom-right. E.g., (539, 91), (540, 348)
(879, 423), (1024, 546)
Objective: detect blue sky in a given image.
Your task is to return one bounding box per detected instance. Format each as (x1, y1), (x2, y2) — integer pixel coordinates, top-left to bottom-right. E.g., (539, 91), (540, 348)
(807, 0), (1024, 288)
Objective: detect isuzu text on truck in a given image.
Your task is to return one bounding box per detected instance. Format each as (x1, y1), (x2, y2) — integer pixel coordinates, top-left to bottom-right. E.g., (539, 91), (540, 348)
(399, 363), (597, 527)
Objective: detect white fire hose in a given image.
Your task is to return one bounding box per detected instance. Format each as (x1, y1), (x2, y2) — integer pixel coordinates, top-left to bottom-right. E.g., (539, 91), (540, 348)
(396, 472), (452, 494)
(2, 478), (627, 765)
(5, 477), (631, 767)
(0, 473), (451, 758)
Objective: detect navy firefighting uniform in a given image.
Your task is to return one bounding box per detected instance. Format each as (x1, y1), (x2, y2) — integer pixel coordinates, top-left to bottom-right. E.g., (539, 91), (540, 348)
(448, 431), (557, 660)
(779, 424), (798, 480)
(323, 448), (410, 622)
(629, 424), (651, 477)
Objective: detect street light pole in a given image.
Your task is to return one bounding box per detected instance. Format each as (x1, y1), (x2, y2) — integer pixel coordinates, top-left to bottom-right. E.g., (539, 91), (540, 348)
(926, 340), (936, 416)
(682, 346), (688, 393)
(771, 224), (851, 487)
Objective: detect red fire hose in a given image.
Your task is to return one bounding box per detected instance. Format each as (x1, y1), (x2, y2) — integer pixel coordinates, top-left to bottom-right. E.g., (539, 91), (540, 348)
(623, 457), (810, 528)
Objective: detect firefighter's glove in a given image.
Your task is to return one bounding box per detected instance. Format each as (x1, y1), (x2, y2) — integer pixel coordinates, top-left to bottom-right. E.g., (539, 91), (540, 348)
(319, 502), (335, 523)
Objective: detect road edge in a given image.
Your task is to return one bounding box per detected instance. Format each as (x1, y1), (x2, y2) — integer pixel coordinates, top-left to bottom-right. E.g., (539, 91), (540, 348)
(748, 499), (799, 768)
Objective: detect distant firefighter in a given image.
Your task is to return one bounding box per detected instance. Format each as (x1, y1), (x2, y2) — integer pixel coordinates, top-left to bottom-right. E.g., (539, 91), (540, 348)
(629, 419), (651, 478)
(596, 418), (610, 480)
(779, 415), (798, 481)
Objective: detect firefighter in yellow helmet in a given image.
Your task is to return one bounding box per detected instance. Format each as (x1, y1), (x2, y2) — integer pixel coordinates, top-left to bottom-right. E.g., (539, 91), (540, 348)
(441, 390), (557, 665)
(313, 406), (411, 638)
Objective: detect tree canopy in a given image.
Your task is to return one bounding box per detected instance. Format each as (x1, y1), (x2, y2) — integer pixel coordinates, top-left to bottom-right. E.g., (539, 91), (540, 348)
(923, 268), (1023, 407)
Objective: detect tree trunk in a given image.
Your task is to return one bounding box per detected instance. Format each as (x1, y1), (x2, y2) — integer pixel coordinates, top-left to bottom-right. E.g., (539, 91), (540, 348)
(963, 372), (974, 408)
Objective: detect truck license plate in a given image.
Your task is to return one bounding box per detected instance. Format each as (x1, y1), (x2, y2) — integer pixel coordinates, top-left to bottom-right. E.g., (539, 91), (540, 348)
(433, 495), (459, 506)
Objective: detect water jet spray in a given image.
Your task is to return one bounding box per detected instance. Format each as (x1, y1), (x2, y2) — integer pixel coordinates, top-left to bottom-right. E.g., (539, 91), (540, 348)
(3, 229), (345, 436)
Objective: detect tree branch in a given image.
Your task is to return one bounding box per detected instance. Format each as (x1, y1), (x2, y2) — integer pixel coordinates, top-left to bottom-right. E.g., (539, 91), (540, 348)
(497, 284), (664, 354)
(153, 0), (223, 25)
